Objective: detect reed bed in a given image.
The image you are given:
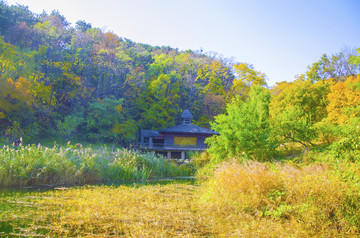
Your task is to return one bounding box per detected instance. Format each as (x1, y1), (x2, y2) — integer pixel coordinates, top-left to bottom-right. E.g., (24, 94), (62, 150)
(0, 144), (192, 187)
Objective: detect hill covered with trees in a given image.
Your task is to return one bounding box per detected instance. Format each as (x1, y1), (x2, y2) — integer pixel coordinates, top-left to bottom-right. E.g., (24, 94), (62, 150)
(1, 1), (360, 160)
(0, 2), (268, 146)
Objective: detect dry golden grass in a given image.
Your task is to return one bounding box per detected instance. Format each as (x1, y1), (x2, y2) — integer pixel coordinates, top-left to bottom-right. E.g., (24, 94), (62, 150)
(4, 184), (210, 237)
(3, 160), (360, 237)
(47, 185), (207, 237)
(4, 184), (299, 237)
(199, 160), (360, 237)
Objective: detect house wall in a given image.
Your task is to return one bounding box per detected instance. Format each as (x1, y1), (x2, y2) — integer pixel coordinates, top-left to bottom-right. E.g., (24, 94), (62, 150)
(164, 134), (174, 146)
(163, 133), (212, 147)
(197, 134), (208, 146)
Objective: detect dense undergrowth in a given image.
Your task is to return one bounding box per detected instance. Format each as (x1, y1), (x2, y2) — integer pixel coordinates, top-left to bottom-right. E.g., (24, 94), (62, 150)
(0, 144), (192, 187)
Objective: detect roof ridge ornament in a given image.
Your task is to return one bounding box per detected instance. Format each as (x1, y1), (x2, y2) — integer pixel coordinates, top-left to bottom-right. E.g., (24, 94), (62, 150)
(181, 110), (193, 124)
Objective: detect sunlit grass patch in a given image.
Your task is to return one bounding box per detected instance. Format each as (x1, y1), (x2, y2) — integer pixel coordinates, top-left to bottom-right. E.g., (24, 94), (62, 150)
(3, 184), (211, 237)
(198, 159), (360, 236)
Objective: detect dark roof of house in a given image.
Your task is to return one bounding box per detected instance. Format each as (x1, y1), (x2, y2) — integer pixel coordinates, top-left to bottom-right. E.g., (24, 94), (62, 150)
(159, 124), (219, 135)
(141, 129), (162, 137)
(181, 110), (193, 119)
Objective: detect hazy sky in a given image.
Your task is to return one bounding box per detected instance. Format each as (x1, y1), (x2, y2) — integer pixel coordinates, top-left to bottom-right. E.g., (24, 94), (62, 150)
(4, 0), (360, 86)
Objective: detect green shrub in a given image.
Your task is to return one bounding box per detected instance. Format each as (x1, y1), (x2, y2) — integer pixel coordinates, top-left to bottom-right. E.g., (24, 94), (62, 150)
(331, 133), (360, 162)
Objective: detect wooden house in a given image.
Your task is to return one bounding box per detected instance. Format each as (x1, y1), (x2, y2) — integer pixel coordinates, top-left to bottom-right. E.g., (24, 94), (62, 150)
(139, 110), (218, 159)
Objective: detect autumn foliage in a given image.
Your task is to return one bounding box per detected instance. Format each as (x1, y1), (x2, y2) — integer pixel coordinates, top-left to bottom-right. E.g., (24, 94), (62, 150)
(1, 2), (360, 237)
(1, 2), (359, 157)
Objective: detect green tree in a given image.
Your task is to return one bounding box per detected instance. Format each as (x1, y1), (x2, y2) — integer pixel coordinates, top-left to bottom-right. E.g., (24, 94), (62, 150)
(206, 85), (273, 162)
(56, 111), (83, 142)
(271, 105), (316, 147)
(84, 97), (124, 143)
(0, 2), (38, 47)
(112, 119), (138, 146)
(305, 48), (360, 82)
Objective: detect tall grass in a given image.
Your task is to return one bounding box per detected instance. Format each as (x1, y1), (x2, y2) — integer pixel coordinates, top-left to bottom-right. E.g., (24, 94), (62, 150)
(198, 159), (360, 236)
(3, 145), (360, 236)
(0, 144), (192, 187)
(3, 156), (360, 237)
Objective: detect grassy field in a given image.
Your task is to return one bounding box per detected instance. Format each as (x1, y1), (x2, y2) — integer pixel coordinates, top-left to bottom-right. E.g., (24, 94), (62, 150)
(1, 144), (360, 237)
(2, 155), (360, 236)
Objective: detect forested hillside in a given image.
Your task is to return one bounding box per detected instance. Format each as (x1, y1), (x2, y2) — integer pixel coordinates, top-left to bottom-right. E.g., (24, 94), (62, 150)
(1, 2), (359, 156)
(0, 2), (265, 145)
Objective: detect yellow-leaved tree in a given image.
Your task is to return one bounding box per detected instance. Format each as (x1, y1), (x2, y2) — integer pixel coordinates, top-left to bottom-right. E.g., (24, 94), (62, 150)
(229, 63), (267, 100)
(328, 74), (360, 160)
(327, 75), (360, 125)
(270, 77), (331, 146)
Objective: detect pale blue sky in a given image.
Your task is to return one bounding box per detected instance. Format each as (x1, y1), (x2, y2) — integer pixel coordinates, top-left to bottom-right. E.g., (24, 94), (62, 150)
(5, 0), (360, 86)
